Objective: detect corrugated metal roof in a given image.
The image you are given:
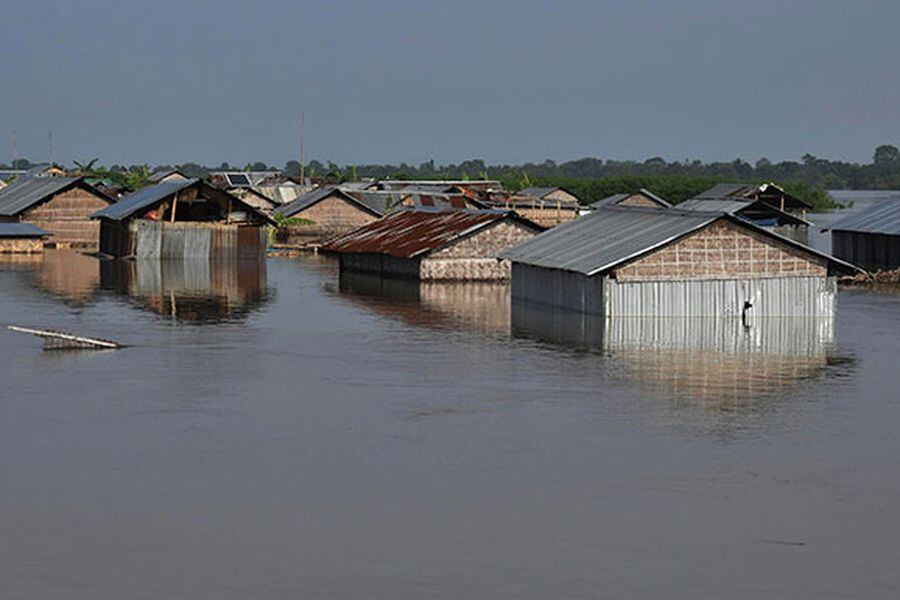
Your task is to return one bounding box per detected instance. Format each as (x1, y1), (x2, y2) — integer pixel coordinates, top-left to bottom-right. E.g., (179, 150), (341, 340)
(678, 198), (811, 226)
(0, 177), (93, 216)
(274, 186), (387, 218)
(500, 206), (719, 275)
(592, 189), (671, 209)
(692, 181), (811, 210)
(500, 205), (855, 276)
(91, 179), (275, 224)
(592, 193), (630, 207)
(0, 222), (51, 238)
(322, 209), (536, 258)
(824, 199), (900, 235)
(92, 179), (197, 221)
(677, 198), (752, 213)
(519, 186), (558, 198)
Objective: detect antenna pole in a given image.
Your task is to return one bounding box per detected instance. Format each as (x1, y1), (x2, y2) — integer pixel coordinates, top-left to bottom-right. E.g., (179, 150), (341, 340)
(12, 130), (17, 170)
(299, 111), (305, 184)
(48, 131), (53, 165)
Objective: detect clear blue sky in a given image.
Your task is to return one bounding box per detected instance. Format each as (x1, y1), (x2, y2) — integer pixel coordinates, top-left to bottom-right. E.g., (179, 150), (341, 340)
(1, 0), (898, 167)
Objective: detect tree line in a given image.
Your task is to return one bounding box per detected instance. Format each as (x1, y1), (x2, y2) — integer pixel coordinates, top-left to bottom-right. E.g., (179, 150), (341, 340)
(5, 144), (900, 210)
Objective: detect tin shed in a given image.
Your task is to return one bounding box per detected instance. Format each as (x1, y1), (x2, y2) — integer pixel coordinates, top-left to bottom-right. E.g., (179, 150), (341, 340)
(0, 177), (114, 248)
(823, 199), (900, 270)
(500, 205), (857, 318)
(322, 209), (544, 281)
(92, 179), (273, 259)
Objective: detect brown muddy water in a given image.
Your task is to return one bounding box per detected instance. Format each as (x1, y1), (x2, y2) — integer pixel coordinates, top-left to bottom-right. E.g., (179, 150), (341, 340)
(1, 249), (899, 599)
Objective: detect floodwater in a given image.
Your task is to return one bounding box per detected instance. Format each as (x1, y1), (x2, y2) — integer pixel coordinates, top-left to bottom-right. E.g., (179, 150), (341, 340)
(1, 249), (899, 599)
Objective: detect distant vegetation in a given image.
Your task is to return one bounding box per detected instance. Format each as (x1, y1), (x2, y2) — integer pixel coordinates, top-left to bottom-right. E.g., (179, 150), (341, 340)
(5, 144), (900, 211)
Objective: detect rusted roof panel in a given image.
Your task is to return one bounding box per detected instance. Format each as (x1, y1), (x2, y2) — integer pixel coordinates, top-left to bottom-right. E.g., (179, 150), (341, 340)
(322, 209), (532, 258)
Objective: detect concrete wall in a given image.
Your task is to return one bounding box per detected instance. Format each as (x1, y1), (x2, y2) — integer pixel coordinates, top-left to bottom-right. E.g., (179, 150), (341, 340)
(615, 220), (827, 282)
(832, 230), (900, 271)
(22, 187), (109, 248)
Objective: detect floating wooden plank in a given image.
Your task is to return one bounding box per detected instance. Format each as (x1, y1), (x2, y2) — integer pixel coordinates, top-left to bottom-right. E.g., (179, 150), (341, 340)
(7, 325), (122, 350)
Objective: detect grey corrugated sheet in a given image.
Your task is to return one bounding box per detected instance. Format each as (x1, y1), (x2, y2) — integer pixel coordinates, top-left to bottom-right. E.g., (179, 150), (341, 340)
(824, 199), (900, 235)
(607, 277), (837, 318)
(692, 183), (752, 199)
(592, 193), (630, 208)
(0, 177), (81, 216)
(520, 186), (559, 198)
(677, 198), (751, 213)
(501, 205), (857, 276)
(500, 206), (719, 276)
(0, 222), (51, 237)
(92, 179), (198, 221)
(275, 186), (387, 218)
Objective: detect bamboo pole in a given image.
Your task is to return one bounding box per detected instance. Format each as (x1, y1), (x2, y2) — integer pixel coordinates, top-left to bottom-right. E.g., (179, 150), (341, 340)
(170, 192), (178, 223)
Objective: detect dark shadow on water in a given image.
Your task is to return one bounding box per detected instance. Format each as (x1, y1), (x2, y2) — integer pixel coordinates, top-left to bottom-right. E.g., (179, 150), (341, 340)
(99, 258), (272, 324)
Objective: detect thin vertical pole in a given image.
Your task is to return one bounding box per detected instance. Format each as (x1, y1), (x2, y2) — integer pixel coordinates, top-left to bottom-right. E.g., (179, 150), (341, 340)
(48, 131), (53, 165)
(299, 111), (305, 184)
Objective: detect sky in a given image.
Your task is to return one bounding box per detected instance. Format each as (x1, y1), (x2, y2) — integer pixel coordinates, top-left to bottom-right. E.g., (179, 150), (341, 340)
(1, 0), (899, 168)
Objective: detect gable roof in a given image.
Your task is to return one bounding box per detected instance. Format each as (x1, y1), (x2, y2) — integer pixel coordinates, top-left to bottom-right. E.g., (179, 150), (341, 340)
(692, 182), (811, 210)
(274, 186), (386, 218)
(0, 177), (112, 217)
(322, 209), (543, 258)
(677, 198), (810, 226)
(823, 199), (900, 236)
(148, 168), (190, 183)
(593, 189), (672, 209)
(499, 205), (857, 276)
(91, 179), (275, 224)
(0, 222), (51, 238)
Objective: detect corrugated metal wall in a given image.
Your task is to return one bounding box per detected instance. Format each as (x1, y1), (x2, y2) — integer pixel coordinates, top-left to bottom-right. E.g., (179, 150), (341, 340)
(832, 231), (900, 270)
(128, 221), (267, 259)
(606, 276), (836, 318)
(605, 315), (835, 355)
(511, 263), (604, 313)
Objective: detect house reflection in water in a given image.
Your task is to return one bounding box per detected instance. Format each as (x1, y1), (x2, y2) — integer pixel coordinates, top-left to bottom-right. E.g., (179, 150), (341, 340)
(0, 249), (101, 305)
(99, 259), (270, 323)
(511, 300), (840, 406)
(337, 271), (510, 335)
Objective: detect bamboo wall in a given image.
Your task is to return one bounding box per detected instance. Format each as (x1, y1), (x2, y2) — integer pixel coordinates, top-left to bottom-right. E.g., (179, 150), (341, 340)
(0, 238), (43, 253)
(23, 187), (110, 249)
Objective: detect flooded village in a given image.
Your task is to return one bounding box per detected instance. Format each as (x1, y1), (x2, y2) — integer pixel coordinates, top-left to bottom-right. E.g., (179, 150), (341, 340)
(2, 159), (900, 597)
(4, 2), (900, 597)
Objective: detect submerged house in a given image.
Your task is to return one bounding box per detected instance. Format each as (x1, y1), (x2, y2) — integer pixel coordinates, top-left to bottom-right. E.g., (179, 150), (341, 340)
(519, 186), (581, 205)
(92, 179), (273, 259)
(0, 177), (114, 248)
(677, 197), (811, 243)
(823, 199), (900, 270)
(690, 182), (811, 214)
(593, 189), (671, 209)
(322, 209), (544, 280)
(500, 205), (857, 318)
(492, 192), (580, 228)
(273, 186), (385, 245)
(0, 223), (51, 253)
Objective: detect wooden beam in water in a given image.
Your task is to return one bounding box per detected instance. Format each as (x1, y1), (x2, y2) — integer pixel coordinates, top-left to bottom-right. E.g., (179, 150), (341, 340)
(7, 325), (122, 350)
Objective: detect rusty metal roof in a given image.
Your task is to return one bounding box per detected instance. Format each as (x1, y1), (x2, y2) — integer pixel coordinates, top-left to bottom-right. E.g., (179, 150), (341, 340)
(322, 209), (540, 258)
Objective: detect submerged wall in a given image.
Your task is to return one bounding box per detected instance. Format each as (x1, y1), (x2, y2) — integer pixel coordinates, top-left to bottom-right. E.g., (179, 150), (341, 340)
(100, 220), (267, 259)
(606, 276), (837, 318)
(832, 230), (900, 271)
(510, 263), (605, 313)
